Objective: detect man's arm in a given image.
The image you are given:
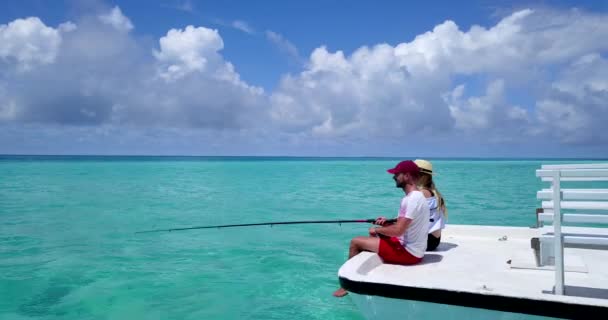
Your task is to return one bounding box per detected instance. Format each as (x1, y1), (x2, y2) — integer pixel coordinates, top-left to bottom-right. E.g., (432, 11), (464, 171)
(374, 217), (411, 237)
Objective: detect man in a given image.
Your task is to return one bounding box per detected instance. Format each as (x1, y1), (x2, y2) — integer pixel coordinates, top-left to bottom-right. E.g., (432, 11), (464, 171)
(333, 160), (430, 297)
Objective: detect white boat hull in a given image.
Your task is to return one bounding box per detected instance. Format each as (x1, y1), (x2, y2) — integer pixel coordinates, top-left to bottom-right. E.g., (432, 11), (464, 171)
(349, 293), (559, 320)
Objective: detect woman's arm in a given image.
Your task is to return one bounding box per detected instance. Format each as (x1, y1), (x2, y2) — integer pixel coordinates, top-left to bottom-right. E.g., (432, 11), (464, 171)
(421, 189), (432, 198)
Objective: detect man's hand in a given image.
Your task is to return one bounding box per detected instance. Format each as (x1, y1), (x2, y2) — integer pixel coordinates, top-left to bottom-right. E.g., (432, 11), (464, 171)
(369, 227), (378, 237)
(375, 217), (387, 226)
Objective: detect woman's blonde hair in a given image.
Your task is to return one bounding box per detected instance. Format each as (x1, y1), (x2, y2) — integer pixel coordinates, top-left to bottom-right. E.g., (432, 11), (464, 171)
(418, 173), (447, 217)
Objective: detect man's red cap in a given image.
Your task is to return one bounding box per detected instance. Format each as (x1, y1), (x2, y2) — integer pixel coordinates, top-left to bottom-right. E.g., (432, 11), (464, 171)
(387, 160), (420, 175)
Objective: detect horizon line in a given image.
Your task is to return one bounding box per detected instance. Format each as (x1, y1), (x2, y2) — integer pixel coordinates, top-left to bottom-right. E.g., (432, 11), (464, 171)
(1, 154), (607, 160)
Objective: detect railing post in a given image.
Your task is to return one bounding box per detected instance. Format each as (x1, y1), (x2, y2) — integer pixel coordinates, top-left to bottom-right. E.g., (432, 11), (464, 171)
(552, 170), (564, 295)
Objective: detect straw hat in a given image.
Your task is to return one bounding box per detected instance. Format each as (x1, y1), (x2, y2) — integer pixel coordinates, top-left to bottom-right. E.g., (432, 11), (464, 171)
(414, 159), (434, 175)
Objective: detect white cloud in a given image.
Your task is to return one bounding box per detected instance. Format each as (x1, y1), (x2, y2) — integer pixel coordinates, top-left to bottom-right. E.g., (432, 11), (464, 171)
(270, 8), (608, 146)
(446, 79), (528, 131)
(152, 25), (259, 91)
(98, 6), (133, 32)
(232, 20), (254, 34)
(162, 1), (196, 13)
(0, 84), (17, 121)
(536, 53), (608, 143)
(507, 106), (529, 121)
(0, 13), (265, 131)
(308, 46), (350, 72)
(175, 0), (195, 13)
(537, 100), (589, 134)
(153, 25), (224, 81)
(447, 83), (496, 131)
(553, 53), (608, 98)
(211, 18), (256, 35)
(266, 30), (300, 62)
(0, 17), (65, 71)
(271, 44), (453, 139)
(392, 8), (608, 76)
(58, 21), (77, 32)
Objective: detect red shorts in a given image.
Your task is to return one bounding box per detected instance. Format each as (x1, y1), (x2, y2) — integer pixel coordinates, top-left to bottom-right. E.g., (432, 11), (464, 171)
(378, 236), (422, 265)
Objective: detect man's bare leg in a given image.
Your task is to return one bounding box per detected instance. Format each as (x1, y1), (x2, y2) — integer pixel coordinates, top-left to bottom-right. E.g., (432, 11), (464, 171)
(333, 236), (380, 297)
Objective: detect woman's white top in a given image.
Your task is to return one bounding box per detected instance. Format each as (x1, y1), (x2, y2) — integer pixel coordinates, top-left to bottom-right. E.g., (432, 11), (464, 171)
(427, 196), (445, 233)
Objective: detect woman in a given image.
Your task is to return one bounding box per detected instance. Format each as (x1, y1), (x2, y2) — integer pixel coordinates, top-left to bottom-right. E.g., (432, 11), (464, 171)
(414, 159), (447, 251)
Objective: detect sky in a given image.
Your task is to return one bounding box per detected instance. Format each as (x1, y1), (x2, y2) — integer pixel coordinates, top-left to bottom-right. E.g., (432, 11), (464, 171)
(0, 0), (607, 157)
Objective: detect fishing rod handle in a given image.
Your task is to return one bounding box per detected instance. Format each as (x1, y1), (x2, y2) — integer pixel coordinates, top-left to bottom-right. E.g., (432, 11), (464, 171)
(368, 218), (398, 224)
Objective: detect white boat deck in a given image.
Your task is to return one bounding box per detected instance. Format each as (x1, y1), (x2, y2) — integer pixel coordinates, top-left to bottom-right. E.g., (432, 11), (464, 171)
(339, 225), (608, 312)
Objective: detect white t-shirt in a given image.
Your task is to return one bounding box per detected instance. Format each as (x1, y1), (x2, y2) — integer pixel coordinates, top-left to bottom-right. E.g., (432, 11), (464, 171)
(397, 190), (430, 258)
(427, 196), (446, 233)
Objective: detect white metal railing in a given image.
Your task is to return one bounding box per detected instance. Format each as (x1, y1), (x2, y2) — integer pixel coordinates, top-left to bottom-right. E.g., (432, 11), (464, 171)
(538, 213), (608, 224)
(541, 164), (608, 169)
(535, 164), (608, 295)
(537, 189), (608, 201)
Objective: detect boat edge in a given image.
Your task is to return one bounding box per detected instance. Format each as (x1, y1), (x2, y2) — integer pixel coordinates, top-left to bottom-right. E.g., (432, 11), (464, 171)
(339, 276), (605, 319)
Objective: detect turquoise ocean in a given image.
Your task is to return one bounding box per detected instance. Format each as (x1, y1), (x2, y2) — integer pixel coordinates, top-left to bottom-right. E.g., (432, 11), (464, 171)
(1, 156), (604, 319)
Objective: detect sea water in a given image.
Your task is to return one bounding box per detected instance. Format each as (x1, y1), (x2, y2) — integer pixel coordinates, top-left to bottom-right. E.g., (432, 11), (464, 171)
(0, 156), (603, 319)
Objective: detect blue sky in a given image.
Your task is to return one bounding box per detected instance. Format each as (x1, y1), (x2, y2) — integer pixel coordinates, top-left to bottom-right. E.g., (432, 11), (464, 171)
(0, 0), (607, 157)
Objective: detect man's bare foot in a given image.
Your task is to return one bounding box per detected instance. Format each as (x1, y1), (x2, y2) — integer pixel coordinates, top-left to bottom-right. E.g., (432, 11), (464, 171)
(332, 288), (348, 297)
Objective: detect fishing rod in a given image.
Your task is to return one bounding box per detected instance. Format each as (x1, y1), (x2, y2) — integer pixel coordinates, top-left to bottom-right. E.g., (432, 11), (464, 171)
(135, 218), (397, 234)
